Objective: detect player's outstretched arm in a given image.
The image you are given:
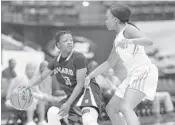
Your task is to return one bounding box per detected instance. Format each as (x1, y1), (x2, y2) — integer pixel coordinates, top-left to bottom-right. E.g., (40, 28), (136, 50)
(33, 91), (67, 103)
(31, 67), (53, 86)
(88, 45), (119, 79)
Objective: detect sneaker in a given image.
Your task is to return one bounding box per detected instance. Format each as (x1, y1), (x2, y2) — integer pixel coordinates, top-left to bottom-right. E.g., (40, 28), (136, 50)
(26, 121), (37, 125)
(38, 121), (48, 125)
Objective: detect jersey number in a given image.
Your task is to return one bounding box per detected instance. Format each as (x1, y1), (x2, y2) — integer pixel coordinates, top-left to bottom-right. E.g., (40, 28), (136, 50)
(63, 76), (72, 86)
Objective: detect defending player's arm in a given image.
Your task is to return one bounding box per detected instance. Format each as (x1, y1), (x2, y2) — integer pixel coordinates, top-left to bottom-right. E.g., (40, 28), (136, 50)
(127, 25), (153, 46)
(66, 54), (87, 106)
(88, 44), (119, 79)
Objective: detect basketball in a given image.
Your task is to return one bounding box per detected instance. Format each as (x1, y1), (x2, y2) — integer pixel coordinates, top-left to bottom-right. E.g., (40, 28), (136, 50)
(10, 85), (33, 110)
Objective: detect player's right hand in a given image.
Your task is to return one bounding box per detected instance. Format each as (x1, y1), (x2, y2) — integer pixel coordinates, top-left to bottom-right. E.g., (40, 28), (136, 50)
(84, 76), (90, 88)
(32, 92), (44, 100)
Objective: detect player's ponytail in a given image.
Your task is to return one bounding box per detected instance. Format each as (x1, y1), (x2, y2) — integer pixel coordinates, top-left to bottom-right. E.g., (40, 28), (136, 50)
(127, 21), (140, 31)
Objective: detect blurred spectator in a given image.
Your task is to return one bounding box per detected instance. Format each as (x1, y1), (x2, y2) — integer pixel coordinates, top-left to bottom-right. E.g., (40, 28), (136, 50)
(88, 60), (121, 102)
(96, 68), (120, 104)
(97, 68), (120, 91)
(2, 58), (17, 79)
(5, 62), (38, 125)
(2, 58), (17, 99)
(152, 92), (175, 117)
(148, 50), (175, 118)
(35, 61), (52, 125)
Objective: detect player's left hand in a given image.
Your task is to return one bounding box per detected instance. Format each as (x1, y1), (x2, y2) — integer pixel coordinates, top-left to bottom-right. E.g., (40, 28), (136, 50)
(84, 76), (90, 88)
(58, 103), (70, 118)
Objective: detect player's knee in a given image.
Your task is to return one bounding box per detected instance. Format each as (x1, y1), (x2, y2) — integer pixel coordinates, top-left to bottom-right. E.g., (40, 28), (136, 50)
(82, 107), (99, 125)
(47, 106), (61, 121)
(47, 106), (62, 125)
(106, 103), (120, 116)
(120, 101), (132, 113)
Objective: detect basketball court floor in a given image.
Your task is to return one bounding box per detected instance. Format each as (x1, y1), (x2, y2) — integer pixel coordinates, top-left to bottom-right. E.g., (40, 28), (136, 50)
(2, 114), (175, 125)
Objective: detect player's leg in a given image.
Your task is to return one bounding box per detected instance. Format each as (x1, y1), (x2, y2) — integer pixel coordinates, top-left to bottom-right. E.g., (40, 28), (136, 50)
(47, 106), (62, 125)
(82, 107), (99, 125)
(76, 82), (101, 125)
(120, 64), (158, 125)
(105, 77), (129, 125)
(106, 95), (126, 125)
(120, 88), (145, 125)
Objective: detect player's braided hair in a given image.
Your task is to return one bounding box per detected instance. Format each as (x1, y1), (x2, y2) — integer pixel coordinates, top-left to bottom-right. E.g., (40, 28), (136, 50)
(55, 30), (73, 45)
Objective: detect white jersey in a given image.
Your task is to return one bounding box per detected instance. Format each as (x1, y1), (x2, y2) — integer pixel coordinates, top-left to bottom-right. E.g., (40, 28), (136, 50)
(114, 25), (151, 72)
(114, 24), (158, 101)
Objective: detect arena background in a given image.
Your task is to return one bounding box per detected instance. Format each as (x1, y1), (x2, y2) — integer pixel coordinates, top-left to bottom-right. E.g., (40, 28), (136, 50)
(1, 1), (175, 125)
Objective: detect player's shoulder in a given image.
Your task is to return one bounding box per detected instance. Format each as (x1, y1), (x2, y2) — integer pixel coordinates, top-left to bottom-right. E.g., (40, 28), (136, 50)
(73, 51), (86, 59)
(72, 51), (87, 64)
(126, 24), (139, 31)
(124, 24), (140, 39)
(51, 55), (60, 63)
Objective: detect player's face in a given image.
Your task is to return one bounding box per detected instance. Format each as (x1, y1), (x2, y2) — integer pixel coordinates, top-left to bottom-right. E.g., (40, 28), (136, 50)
(57, 34), (74, 53)
(105, 10), (118, 31)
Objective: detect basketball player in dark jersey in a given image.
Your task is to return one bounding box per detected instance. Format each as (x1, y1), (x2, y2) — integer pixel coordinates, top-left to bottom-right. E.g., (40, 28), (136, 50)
(30, 31), (102, 125)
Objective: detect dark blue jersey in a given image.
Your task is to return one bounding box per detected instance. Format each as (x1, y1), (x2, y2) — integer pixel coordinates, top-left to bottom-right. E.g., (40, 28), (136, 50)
(48, 51), (92, 97)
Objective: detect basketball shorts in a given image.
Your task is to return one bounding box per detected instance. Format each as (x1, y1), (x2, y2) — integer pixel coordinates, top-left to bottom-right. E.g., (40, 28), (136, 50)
(115, 64), (158, 101)
(76, 82), (102, 113)
(51, 82), (102, 115)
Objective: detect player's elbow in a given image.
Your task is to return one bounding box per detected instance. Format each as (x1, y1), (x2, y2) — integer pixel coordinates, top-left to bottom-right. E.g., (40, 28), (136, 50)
(148, 39), (153, 46)
(145, 37), (153, 46)
(107, 58), (117, 68)
(106, 60), (113, 68)
(77, 82), (85, 88)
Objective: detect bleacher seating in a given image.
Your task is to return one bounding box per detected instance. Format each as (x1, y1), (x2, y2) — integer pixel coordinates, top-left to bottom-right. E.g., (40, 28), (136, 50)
(1, 1), (175, 25)
(102, 1), (175, 21)
(1, 1), (79, 25)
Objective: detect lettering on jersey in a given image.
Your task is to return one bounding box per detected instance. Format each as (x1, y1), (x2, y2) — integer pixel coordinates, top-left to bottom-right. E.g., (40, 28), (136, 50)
(62, 76), (72, 86)
(53, 67), (73, 76)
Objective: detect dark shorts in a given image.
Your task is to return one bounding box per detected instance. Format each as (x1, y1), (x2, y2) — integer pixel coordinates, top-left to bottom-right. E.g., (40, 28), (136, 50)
(75, 82), (102, 113)
(51, 82), (102, 118)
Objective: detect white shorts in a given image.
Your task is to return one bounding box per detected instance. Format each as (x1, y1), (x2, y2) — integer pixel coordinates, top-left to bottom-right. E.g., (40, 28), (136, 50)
(115, 64), (158, 101)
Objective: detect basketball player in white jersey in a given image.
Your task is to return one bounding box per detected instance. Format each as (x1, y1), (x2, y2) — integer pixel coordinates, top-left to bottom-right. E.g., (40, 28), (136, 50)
(85, 4), (158, 125)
